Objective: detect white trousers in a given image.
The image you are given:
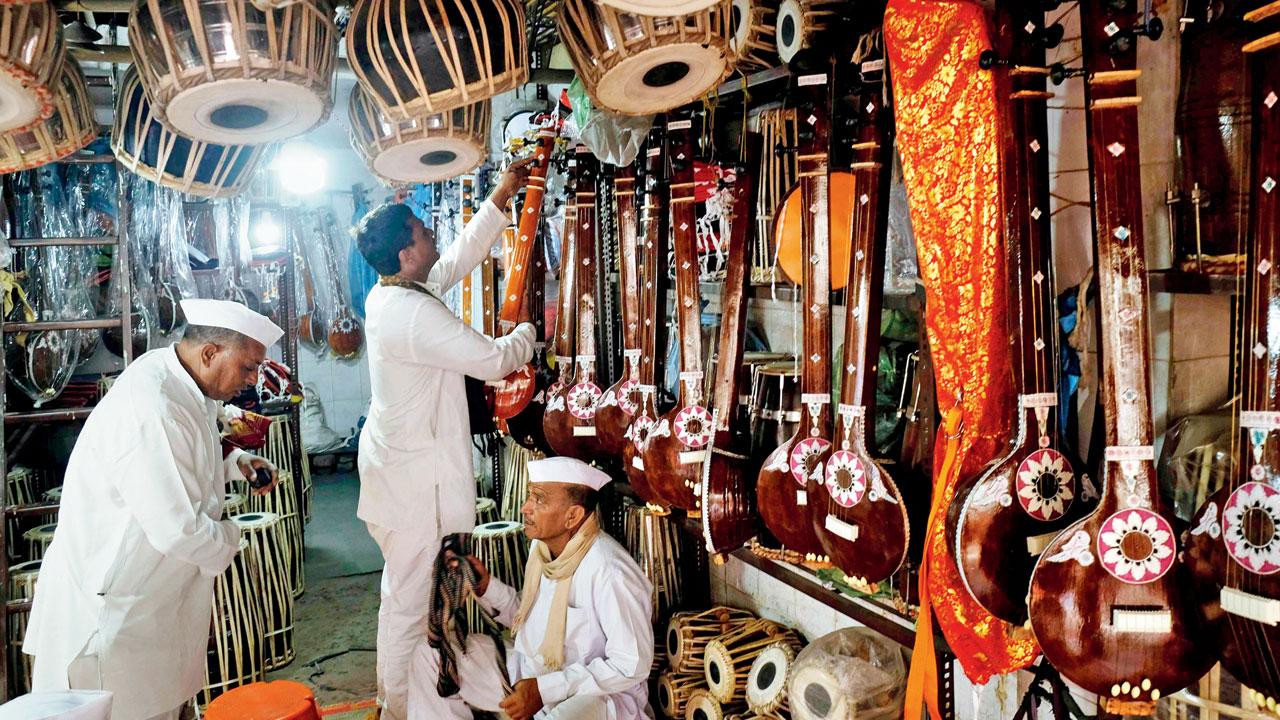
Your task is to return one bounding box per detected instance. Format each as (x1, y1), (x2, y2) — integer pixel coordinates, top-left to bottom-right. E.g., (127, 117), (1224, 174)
(366, 524), (440, 720)
(408, 636), (609, 720)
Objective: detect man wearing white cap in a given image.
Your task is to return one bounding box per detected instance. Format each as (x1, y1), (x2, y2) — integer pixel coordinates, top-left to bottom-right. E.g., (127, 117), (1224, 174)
(25, 300), (283, 720)
(409, 457), (654, 720)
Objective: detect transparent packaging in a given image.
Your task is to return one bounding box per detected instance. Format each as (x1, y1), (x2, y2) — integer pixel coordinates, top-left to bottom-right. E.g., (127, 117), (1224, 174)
(788, 628), (906, 720)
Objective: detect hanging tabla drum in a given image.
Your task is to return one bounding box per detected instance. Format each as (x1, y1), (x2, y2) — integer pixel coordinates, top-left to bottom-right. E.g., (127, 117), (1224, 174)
(773, 0), (846, 64)
(0, 61), (95, 175)
(0, 1), (65, 134)
(557, 0), (734, 117)
(348, 83), (490, 185)
(128, 0), (337, 145)
(728, 0), (779, 72)
(346, 0), (528, 119)
(113, 68), (269, 199)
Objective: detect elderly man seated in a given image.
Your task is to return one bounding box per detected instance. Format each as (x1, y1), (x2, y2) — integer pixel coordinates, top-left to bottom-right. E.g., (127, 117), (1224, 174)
(409, 457), (654, 720)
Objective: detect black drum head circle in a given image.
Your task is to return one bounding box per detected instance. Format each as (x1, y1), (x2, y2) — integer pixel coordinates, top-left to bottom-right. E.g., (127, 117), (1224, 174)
(421, 150), (460, 166)
(643, 61), (691, 88)
(210, 103), (271, 130)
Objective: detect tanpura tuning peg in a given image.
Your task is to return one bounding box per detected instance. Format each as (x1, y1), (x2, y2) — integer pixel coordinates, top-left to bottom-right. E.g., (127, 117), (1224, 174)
(1106, 16), (1164, 54)
(1049, 62), (1086, 85)
(1038, 23), (1065, 49)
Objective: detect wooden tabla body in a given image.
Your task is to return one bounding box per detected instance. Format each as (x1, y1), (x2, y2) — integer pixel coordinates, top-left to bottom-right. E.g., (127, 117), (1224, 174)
(347, 0), (528, 118)
(23, 522), (56, 561)
(557, 0), (734, 117)
(500, 438), (539, 521)
(7, 559), (40, 696)
(745, 639), (800, 715)
(475, 497), (499, 526)
(113, 68), (268, 199)
(0, 1), (63, 134)
(199, 537), (267, 707)
(0, 61), (95, 174)
(658, 670), (707, 719)
(231, 512), (295, 670)
(666, 606), (754, 673)
(5, 467), (33, 561)
(247, 470), (304, 598)
(623, 502), (683, 617)
(262, 414), (312, 524)
(129, 0), (337, 145)
(349, 84), (490, 185)
(684, 689), (732, 720)
(773, 0), (845, 64)
(705, 620), (799, 704)
(728, 0), (778, 72)
(223, 492), (248, 519)
(472, 520), (529, 588)
(748, 361), (800, 459)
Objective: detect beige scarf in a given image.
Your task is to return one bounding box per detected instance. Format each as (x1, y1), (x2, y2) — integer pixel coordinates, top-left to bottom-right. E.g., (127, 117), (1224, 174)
(513, 512), (601, 670)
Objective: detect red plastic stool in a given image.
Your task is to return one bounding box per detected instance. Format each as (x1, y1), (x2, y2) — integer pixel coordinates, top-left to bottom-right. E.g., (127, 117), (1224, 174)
(204, 680), (322, 720)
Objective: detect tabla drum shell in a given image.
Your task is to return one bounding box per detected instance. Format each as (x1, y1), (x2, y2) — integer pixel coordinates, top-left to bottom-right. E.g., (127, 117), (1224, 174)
(684, 689), (728, 720)
(745, 640), (798, 714)
(658, 670), (707, 719)
(0, 61), (95, 174)
(129, 0), (337, 145)
(597, 0), (722, 20)
(7, 559), (40, 695)
(475, 497), (499, 525)
(347, 0), (528, 118)
(348, 83), (490, 185)
(0, 1), (64, 134)
(704, 620), (799, 705)
(113, 67), (269, 199)
(666, 606), (755, 672)
(773, 0), (846, 64)
(728, 0), (779, 72)
(557, 0), (734, 117)
(198, 537), (266, 706)
(231, 512), (295, 670)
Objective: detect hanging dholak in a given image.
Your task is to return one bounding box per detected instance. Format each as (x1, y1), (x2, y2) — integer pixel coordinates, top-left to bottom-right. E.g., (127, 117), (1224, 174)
(347, 0), (528, 119)
(0, 61), (95, 174)
(557, 0), (734, 117)
(593, 164), (643, 457)
(348, 83), (490, 186)
(1026, 1), (1218, 712)
(128, 0), (337, 145)
(113, 67), (269, 199)
(0, 1), (65, 135)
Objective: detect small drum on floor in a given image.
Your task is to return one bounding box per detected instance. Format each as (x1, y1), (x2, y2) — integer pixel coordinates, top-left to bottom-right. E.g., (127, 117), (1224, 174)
(348, 84), (490, 185)
(129, 0), (337, 145)
(247, 470), (304, 599)
(658, 670), (707, 719)
(666, 606), (755, 673)
(684, 688), (734, 720)
(204, 679), (321, 720)
(0, 61), (95, 174)
(475, 497), (499, 526)
(0, 1), (64, 134)
(788, 628), (906, 720)
(347, 0), (528, 118)
(6, 560), (40, 696)
(231, 512), (295, 671)
(501, 438), (539, 521)
(5, 468), (34, 562)
(223, 492), (247, 520)
(557, 0), (734, 116)
(198, 538), (266, 708)
(774, 0), (846, 64)
(745, 639), (802, 715)
(705, 619), (800, 704)
(112, 67), (268, 199)
(728, 0), (779, 72)
(623, 502), (684, 618)
(23, 523), (56, 562)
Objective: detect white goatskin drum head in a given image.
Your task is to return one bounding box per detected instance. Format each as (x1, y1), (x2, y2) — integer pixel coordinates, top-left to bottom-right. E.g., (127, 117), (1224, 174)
(164, 79), (328, 145)
(746, 644), (791, 712)
(0, 74), (42, 134)
(730, 0), (753, 53)
(595, 44), (727, 116)
(598, 0), (720, 17)
(372, 136), (485, 184)
(776, 0), (803, 63)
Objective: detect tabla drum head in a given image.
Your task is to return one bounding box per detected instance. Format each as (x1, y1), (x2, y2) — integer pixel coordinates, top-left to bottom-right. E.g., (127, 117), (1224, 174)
(165, 78), (330, 146)
(232, 511), (280, 530)
(0, 74), (46, 137)
(775, 0), (804, 63)
(374, 135), (486, 184)
(0, 62), (95, 174)
(0, 1), (63, 134)
(348, 84), (490, 185)
(684, 690), (723, 720)
(475, 520), (524, 536)
(598, 0), (722, 17)
(746, 642), (794, 713)
(594, 43), (728, 117)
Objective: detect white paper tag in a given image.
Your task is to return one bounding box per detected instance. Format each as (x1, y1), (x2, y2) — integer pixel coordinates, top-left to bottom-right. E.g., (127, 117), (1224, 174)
(860, 59), (885, 73)
(575, 145), (592, 154)
(801, 393), (831, 405)
(798, 73), (828, 86)
(632, 455), (645, 470)
(824, 515), (859, 542)
(796, 490), (808, 506)
(1021, 393), (1058, 409)
(647, 147), (661, 157)
(668, 120), (693, 130)
(1105, 445), (1155, 462)
(573, 426), (597, 437)
(1241, 411), (1280, 430)
(679, 450), (708, 465)
(623, 349), (642, 361)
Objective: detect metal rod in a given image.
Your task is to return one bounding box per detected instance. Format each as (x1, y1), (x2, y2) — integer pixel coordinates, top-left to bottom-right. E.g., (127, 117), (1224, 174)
(4, 407), (94, 425)
(8, 236), (118, 247)
(3, 317), (122, 333)
(3, 601), (31, 615)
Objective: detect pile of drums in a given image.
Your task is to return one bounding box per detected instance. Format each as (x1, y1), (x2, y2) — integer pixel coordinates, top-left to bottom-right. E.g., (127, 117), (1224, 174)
(4, 467), (57, 698)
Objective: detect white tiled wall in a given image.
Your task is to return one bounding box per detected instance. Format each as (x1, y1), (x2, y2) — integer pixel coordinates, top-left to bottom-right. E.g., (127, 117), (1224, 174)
(297, 345), (370, 441)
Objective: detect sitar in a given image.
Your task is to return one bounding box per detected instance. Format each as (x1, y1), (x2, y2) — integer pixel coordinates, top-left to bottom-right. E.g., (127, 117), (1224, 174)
(755, 67), (835, 566)
(541, 162), (579, 449)
(949, 1), (1095, 626)
(809, 38), (908, 583)
(1026, 1), (1216, 711)
(1184, 1), (1280, 709)
(701, 132), (764, 557)
(644, 115), (715, 514)
(594, 162), (643, 457)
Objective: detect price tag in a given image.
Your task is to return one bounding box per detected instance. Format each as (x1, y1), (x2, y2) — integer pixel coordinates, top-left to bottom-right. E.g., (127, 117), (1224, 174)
(1241, 411), (1280, 430)
(796, 490), (808, 506)
(860, 59), (886, 73)
(573, 426), (598, 437)
(797, 73), (828, 86)
(668, 120), (693, 131)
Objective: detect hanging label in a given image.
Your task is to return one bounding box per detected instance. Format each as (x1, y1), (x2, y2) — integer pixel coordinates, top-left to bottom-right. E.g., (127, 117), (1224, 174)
(668, 120), (693, 131)
(573, 426), (598, 437)
(647, 147), (662, 157)
(797, 73), (828, 86)
(1105, 445), (1155, 462)
(801, 394), (831, 405)
(680, 450), (708, 465)
(1241, 411), (1280, 430)
(576, 354), (595, 364)
(824, 515), (859, 542)
(860, 59), (885, 73)
(1021, 393), (1058, 409)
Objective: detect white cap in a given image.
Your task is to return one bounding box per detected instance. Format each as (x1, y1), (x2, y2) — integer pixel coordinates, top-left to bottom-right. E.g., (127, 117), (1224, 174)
(527, 457), (612, 491)
(0, 691), (113, 720)
(181, 299), (284, 347)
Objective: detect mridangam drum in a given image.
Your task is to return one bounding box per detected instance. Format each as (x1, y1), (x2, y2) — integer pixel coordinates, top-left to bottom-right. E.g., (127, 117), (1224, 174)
(0, 61), (94, 174)
(7, 560), (40, 696)
(348, 83), (490, 185)
(685, 689), (735, 720)
(624, 501), (683, 618)
(347, 0), (528, 118)
(787, 628), (905, 720)
(113, 67), (268, 199)
(705, 620), (800, 704)
(745, 639), (801, 715)
(0, 1), (63, 134)
(773, 0), (846, 64)
(198, 538), (266, 707)
(231, 512), (295, 670)
(728, 0), (778, 72)
(247, 470), (304, 599)
(557, 0), (734, 117)
(476, 497), (499, 526)
(666, 606), (755, 673)
(23, 523), (55, 561)
(128, 0), (337, 145)
(658, 670), (707, 719)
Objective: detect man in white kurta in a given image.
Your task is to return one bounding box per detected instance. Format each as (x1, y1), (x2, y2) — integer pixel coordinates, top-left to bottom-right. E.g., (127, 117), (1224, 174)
(409, 457), (654, 720)
(354, 159), (537, 720)
(24, 300), (283, 720)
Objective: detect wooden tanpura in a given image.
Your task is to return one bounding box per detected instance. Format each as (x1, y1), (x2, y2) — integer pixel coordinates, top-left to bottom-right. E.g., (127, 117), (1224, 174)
(623, 127), (672, 506)
(948, 2), (1095, 626)
(545, 148), (605, 458)
(541, 162), (580, 450)
(1026, 1), (1217, 711)
(809, 40), (908, 583)
(593, 163), (643, 457)
(700, 133), (764, 557)
(1184, 1), (1280, 709)
(754, 68), (835, 566)
(644, 116), (715, 513)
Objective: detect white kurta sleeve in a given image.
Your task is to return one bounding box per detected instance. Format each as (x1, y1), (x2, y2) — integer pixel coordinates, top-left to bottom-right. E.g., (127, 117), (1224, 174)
(475, 577), (522, 627)
(401, 303), (535, 381)
(427, 199), (509, 293)
(534, 564), (654, 706)
(223, 447), (247, 485)
(113, 418), (240, 577)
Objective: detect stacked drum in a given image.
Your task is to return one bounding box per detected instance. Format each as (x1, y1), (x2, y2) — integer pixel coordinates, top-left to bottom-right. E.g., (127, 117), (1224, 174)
(467, 520), (529, 631)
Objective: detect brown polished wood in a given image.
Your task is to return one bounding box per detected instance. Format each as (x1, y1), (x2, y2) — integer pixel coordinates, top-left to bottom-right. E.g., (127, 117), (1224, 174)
(541, 158), (581, 453)
(1027, 0), (1218, 708)
(809, 46), (907, 583)
(594, 164), (643, 457)
(1184, 0), (1280, 706)
(948, 3), (1095, 626)
(502, 231), (555, 454)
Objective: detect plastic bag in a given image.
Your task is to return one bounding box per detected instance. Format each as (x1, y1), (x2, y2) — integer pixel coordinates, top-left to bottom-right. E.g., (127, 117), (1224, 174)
(569, 76), (653, 167)
(789, 628), (906, 720)
(1158, 408), (1235, 522)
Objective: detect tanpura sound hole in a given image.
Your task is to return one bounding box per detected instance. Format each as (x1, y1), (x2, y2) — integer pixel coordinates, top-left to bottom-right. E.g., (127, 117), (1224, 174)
(643, 61), (691, 88)
(421, 150), (458, 166)
(1035, 472), (1060, 500)
(804, 683), (833, 718)
(709, 661), (722, 684)
(211, 104), (269, 129)
(685, 417), (704, 435)
(756, 661), (777, 688)
(1244, 507), (1277, 547)
(1121, 530), (1154, 561)
(836, 468), (854, 490)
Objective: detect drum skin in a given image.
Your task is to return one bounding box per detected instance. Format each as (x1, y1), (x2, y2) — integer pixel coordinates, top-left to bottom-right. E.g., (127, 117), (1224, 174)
(0, 61), (95, 174)
(0, 1), (64, 134)
(348, 83), (490, 185)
